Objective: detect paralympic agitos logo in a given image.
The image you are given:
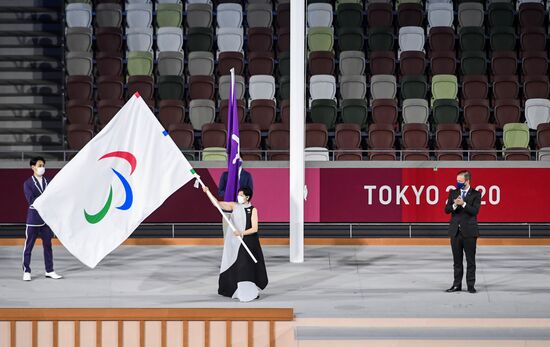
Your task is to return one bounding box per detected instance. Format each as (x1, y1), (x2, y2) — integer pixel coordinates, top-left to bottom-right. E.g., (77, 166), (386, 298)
(84, 151), (137, 224)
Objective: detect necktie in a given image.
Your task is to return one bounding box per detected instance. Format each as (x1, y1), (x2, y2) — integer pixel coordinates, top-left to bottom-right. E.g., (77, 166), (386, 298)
(461, 190), (466, 199)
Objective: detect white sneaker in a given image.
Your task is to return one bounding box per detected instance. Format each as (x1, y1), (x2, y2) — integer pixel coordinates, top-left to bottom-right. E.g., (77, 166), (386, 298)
(23, 272), (31, 281)
(45, 271), (63, 279)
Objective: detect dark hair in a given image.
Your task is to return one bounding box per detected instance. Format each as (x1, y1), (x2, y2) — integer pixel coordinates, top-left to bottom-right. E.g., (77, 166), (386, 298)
(30, 156), (46, 167)
(457, 170), (471, 182)
(238, 186), (253, 201)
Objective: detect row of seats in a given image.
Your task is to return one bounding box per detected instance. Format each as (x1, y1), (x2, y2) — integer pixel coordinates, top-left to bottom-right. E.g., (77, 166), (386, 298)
(64, 0), (293, 155)
(67, 120), (550, 161)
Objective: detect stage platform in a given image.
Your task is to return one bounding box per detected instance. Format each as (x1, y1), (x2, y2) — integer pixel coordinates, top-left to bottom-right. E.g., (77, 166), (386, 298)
(1, 244), (549, 319)
(2, 244), (550, 346)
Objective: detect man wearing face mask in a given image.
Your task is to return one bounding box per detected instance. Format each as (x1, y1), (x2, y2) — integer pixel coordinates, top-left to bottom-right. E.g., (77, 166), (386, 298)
(444, 170), (481, 294)
(22, 156), (62, 281)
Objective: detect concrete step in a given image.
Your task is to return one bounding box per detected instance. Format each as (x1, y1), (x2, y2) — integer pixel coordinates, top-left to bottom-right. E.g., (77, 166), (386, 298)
(0, 70), (62, 80)
(0, 8), (60, 21)
(0, 80), (61, 94)
(0, 149), (65, 161)
(0, 33), (60, 46)
(0, 117), (62, 130)
(0, 21), (62, 33)
(296, 326), (550, 342)
(0, 60), (61, 69)
(0, 0), (62, 8)
(0, 95), (62, 105)
(0, 46), (62, 56)
(0, 104), (62, 118)
(0, 128), (63, 146)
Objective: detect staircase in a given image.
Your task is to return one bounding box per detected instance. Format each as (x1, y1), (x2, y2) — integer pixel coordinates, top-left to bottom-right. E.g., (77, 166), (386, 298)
(0, 0), (64, 160)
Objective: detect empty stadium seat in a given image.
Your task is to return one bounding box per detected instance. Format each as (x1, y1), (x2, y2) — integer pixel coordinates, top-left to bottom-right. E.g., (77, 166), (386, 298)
(310, 99), (337, 130)
(463, 99), (491, 129)
(339, 75), (367, 100)
(494, 99), (521, 129)
(370, 75), (397, 100)
(431, 75), (458, 101)
(308, 51), (335, 75)
(65, 27), (92, 52)
(156, 3), (183, 27)
(65, 52), (93, 76)
(399, 51), (426, 75)
(247, 27), (274, 52)
(430, 51), (457, 75)
(307, 3), (333, 27)
(402, 99), (429, 125)
(503, 123), (531, 160)
(126, 3), (153, 28)
(156, 27), (184, 52)
(189, 99), (216, 130)
(95, 3), (122, 27)
(334, 123), (362, 160)
(336, 3), (364, 28)
(159, 100), (185, 129)
(240, 123), (263, 161)
(368, 123), (396, 160)
(218, 75), (245, 100)
(97, 99), (124, 126)
(66, 75), (93, 100)
(525, 98), (550, 129)
(309, 75), (337, 101)
(246, 3), (273, 28)
(368, 51), (395, 75)
(340, 99), (368, 129)
(371, 99), (398, 127)
(248, 52), (274, 75)
(367, 28), (394, 51)
(66, 3), (92, 28)
(219, 99), (246, 125)
(201, 123), (227, 148)
(400, 75), (428, 100)
(157, 51), (185, 76)
(267, 123), (290, 160)
(249, 75), (276, 101)
(216, 27), (244, 53)
(398, 26), (425, 57)
(402, 123), (430, 160)
(462, 75), (489, 100)
(186, 3), (213, 28)
(433, 99), (459, 125)
(66, 100), (94, 125)
(157, 75), (185, 100)
(188, 75), (215, 100)
(436, 123), (463, 160)
(168, 123), (195, 159)
(217, 51), (244, 75)
(340, 51), (366, 75)
(338, 27), (364, 51)
(127, 75), (155, 101)
(67, 124), (94, 150)
(95, 27), (123, 52)
(469, 123), (498, 160)
(216, 3), (243, 28)
(458, 2), (484, 27)
(305, 123), (329, 148)
(398, 3), (424, 27)
(127, 51), (153, 76)
(249, 100), (276, 131)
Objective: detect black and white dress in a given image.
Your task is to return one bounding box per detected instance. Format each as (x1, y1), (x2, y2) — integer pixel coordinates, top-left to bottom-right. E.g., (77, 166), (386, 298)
(218, 203), (268, 301)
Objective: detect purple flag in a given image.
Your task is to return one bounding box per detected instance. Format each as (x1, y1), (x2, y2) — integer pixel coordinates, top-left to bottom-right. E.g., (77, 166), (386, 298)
(223, 69), (242, 202)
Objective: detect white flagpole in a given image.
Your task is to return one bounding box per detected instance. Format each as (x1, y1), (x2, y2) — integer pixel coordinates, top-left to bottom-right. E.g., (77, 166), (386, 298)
(194, 175), (258, 264)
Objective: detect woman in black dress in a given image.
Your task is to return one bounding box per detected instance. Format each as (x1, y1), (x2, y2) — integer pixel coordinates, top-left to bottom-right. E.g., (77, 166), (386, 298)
(202, 185), (268, 301)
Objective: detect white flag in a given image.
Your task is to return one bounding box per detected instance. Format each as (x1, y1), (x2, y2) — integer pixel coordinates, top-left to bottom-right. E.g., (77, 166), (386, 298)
(33, 94), (196, 268)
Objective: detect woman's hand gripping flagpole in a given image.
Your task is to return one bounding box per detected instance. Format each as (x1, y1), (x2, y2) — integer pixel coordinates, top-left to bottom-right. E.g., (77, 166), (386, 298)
(192, 170), (258, 264)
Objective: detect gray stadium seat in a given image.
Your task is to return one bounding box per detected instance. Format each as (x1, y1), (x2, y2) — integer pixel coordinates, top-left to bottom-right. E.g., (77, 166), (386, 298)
(186, 3), (213, 28)
(189, 99), (216, 130)
(187, 51), (215, 76)
(65, 27), (92, 52)
(65, 3), (92, 28)
(156, 27), (183, 52)
(66, 52), (93, 76)
(218, 75), (245, 100)
(126, 27), (153, 52)
(339, 51), (365, 76)
(216, 3), (243, 28)
(157, 51), (185, 76)
(126, 3), (153, 28)
(249, 75), (276, 101)
(339, 75), (367, 100)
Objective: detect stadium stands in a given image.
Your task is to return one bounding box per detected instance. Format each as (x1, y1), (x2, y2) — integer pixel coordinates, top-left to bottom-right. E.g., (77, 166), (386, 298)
(58, 0), (550, 160)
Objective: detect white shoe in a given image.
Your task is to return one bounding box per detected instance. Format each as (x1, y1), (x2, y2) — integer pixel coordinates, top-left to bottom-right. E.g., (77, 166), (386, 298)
(45, 271), (62, 279)
(23, 273), (31, 281)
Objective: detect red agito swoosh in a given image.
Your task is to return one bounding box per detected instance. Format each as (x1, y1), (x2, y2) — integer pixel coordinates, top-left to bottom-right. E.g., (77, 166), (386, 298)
(99, 151), (137, 175)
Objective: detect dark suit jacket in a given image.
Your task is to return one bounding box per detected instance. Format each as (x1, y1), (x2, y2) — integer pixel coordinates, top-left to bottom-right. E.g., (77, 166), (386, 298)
(218, 170), (254, 198)
(23, 176), (48, 226)
(444, 188), (481, 238)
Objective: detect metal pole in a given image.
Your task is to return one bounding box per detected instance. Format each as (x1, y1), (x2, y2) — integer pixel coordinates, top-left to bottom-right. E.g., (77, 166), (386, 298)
(290, 0), (306, 263)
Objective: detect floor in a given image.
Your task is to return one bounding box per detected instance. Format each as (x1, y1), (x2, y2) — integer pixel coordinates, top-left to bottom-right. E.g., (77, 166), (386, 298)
(1, 244), (549, 319)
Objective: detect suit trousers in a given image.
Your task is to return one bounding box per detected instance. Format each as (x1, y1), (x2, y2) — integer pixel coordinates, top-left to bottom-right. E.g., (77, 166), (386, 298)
(450, 231), (477, 288)
(22, 225), (54, 273)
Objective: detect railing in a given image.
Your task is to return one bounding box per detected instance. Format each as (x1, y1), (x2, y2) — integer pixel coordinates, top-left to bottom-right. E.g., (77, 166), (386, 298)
(1, 149), (550, 162)
(0, 308), (294, 347)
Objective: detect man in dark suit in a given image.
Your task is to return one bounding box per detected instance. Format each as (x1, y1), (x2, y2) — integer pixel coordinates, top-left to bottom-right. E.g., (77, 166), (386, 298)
(218, 169), (253, 199)
(444, 170), (481, 293)
(22, 156), (62, 281)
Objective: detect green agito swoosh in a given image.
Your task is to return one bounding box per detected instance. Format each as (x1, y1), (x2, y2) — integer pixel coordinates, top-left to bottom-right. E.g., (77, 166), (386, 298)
(84, 186), (113, 224)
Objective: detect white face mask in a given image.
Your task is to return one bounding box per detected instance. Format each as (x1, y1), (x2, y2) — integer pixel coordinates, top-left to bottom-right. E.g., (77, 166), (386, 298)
(237, 195), (246, 204)
(36, 167), (45, 176)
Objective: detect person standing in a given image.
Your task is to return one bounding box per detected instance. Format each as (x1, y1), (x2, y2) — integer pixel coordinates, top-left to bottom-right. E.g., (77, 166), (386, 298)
(203, 185), (268, 302)
(218, 169), (253, 199)
(22, 156), (62, 281)
(444, 170), (481, 293)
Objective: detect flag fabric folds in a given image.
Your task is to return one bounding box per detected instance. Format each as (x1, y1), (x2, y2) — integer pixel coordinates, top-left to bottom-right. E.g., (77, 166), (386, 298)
(223, 68), (242, 202)
(33, 94), (196, 268)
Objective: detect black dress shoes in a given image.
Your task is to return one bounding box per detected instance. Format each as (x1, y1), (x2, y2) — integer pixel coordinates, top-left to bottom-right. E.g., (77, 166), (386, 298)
(468, 287), (477, 293)
(445, 286), (462, 292)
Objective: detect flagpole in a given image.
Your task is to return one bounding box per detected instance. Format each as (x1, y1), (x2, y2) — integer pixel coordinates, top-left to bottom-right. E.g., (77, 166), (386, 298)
(194, 175), (258, 264)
